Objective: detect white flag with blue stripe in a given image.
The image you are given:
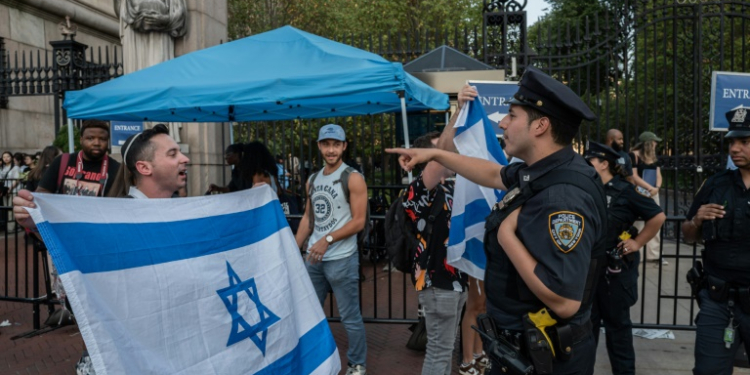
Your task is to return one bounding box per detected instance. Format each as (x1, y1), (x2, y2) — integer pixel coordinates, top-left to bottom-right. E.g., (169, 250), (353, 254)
(26, 186), (339, 375)
(447, 98), (508, 280)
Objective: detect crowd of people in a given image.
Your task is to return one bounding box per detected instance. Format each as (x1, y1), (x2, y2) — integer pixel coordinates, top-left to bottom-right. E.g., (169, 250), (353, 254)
(4, 67), (750, 375)
(1, 147), (63, 231)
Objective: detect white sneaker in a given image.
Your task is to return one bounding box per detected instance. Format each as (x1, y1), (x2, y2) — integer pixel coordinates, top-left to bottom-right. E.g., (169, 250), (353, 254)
(346, 364), (366, 375)
(459, 361), (480, 375)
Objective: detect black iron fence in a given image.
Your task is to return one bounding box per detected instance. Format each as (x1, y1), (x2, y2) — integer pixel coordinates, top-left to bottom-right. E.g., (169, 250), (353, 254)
(0, 36), (123, 133)
(2, 1), (748, 333)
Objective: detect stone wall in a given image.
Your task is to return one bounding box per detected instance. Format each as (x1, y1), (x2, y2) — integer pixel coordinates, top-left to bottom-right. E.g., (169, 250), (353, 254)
(0, 0), (230, 196)
(0, 0), (119, 153)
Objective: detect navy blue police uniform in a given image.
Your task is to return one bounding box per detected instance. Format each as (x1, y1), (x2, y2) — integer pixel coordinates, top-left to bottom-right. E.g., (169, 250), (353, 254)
(585, 142), (663, 375)
(483, 68), (608, 375)
(690, 105), (750, 375)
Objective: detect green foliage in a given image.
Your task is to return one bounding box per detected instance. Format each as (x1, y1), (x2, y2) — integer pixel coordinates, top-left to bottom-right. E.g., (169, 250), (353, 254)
(53, 125), (80, 153)
(530, 0), (750, 161)
(228, 0), (483, 40)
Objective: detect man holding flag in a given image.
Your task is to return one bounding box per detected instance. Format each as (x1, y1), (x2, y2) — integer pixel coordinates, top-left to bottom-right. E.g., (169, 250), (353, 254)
(13, 125), (340, 375)
(388, 67), (607, 375)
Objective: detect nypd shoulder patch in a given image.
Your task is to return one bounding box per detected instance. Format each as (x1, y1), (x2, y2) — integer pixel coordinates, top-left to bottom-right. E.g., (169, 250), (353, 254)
(548, 211), (584, 253)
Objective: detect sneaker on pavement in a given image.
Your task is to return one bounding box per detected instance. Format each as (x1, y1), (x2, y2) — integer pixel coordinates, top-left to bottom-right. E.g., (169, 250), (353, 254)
(475, 353), (492, 374)
(459, 361), (480, 375)
(346, 364), (366, 375)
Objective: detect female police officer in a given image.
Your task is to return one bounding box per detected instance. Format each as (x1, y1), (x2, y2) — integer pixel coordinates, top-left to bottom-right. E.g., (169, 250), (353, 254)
(584, 142), (665, 375)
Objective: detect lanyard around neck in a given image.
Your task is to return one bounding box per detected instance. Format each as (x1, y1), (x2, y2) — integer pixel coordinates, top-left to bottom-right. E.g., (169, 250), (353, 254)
(75, 151), (109, 196)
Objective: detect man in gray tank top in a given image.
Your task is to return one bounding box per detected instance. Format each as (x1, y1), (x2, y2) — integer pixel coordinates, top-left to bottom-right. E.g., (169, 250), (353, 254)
(295, 124), (368, 375)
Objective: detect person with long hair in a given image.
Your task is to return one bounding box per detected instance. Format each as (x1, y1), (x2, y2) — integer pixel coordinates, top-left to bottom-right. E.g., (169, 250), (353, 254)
(585, 142), (665, 375)
(238, 142), (301, 233)
(26, 146), (62, 193)
(629, 131), (665, 264)
(1, 151), (13, 203)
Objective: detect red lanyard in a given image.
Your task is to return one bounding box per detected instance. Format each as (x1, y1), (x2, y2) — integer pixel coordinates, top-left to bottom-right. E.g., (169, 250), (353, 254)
(75, 151), (109, 196)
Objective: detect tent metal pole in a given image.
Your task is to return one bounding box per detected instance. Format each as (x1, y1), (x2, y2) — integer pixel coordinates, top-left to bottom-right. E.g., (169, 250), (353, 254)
(399, 96), (412, 182)
(67, 118), (74, 153)
(228, 122), (234, 144)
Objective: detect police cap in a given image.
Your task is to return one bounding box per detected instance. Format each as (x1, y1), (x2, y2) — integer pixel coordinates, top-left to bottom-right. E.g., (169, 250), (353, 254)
(508, 67), (596, 126)
(584, 141), (619, 164)
(725, 105), (750, 138)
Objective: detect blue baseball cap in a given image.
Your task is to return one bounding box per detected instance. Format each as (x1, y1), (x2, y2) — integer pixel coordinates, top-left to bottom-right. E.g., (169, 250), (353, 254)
(317, 124), (346, 142)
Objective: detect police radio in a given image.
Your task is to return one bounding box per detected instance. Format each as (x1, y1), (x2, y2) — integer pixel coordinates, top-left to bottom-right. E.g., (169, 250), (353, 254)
(607, 226), (639, 274)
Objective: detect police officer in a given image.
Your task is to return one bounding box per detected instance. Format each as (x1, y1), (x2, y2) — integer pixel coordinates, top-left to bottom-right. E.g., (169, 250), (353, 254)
(683, 105), (750, 375)
(387, 67), (607, 375)
(585, 142), (665, 375)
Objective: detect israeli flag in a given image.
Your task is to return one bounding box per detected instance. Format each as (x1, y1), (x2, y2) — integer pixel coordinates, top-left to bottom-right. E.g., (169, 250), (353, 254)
(447, 98), (508, 280)
(26, 186), (339, 375)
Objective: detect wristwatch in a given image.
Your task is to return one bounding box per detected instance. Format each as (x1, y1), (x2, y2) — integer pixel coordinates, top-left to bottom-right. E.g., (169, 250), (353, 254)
(325, 235), (334, 244)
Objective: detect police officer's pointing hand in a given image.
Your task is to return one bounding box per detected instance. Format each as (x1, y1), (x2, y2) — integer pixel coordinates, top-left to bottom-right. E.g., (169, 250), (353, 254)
(386, 147), (439, 173)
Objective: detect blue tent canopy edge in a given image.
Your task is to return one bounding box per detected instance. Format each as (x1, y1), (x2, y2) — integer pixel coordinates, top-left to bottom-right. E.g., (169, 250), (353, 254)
(63, 26), (449, 122)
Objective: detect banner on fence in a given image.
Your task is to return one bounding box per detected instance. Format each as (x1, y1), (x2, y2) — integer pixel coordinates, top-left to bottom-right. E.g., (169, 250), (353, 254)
(26, 187), (339, 375)
(710, 71), (750, 131)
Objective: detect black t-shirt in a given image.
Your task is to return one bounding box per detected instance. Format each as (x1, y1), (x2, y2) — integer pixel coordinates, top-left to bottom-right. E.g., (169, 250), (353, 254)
(279, 190), (302, 234)
(617, 150), (634, 177)
(604, 175), (663, 250)
(38, 153), (120, 196)
(686, 170), (750, 284)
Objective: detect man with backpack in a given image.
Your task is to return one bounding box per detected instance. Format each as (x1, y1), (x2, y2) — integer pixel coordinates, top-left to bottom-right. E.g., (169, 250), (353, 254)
(402, 131), (468, 375)
(294, 124), (368, 375)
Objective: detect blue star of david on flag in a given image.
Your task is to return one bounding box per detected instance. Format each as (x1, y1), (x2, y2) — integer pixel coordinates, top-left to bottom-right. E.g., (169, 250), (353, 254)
(217, 261), (280, 355)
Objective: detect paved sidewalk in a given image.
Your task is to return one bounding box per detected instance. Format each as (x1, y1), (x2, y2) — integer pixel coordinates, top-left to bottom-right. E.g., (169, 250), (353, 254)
(3, 238), (750, 374)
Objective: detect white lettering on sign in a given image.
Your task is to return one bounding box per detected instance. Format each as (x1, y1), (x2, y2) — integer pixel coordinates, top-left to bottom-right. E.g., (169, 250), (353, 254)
(722, 89), (750, 99)
(114, 125), (142, 131)
(479, 96), (509, 106)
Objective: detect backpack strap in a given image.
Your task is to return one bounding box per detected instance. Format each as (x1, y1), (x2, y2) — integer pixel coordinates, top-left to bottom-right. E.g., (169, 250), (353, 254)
(339, 166), (355, 203)
(56, 153), (71, 192)
(422, 186), (445, 242)
(306, 170), (321, 233)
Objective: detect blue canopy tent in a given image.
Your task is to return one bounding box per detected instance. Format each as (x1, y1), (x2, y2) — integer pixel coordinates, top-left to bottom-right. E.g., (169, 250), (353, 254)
(63, 26), (449, 158)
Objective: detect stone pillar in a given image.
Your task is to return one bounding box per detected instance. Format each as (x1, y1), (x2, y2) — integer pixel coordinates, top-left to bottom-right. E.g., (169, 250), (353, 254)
(174, 0), (228, 196)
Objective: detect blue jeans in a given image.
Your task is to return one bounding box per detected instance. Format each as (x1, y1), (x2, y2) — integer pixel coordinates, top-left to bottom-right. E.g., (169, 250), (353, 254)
(418, 287), (467, 375)
(306, 253), (367, 366)
(693, 288), (750, 375)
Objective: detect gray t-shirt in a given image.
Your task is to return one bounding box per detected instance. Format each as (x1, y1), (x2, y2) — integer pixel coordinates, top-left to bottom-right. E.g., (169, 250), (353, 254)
(307, 163), (358, 260)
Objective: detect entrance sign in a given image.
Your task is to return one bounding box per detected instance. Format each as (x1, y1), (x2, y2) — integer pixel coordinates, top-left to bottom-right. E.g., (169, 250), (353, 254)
(709, 71), (750, 131)
(111, 121), (144, 146)
(467, 81), (518, 136)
